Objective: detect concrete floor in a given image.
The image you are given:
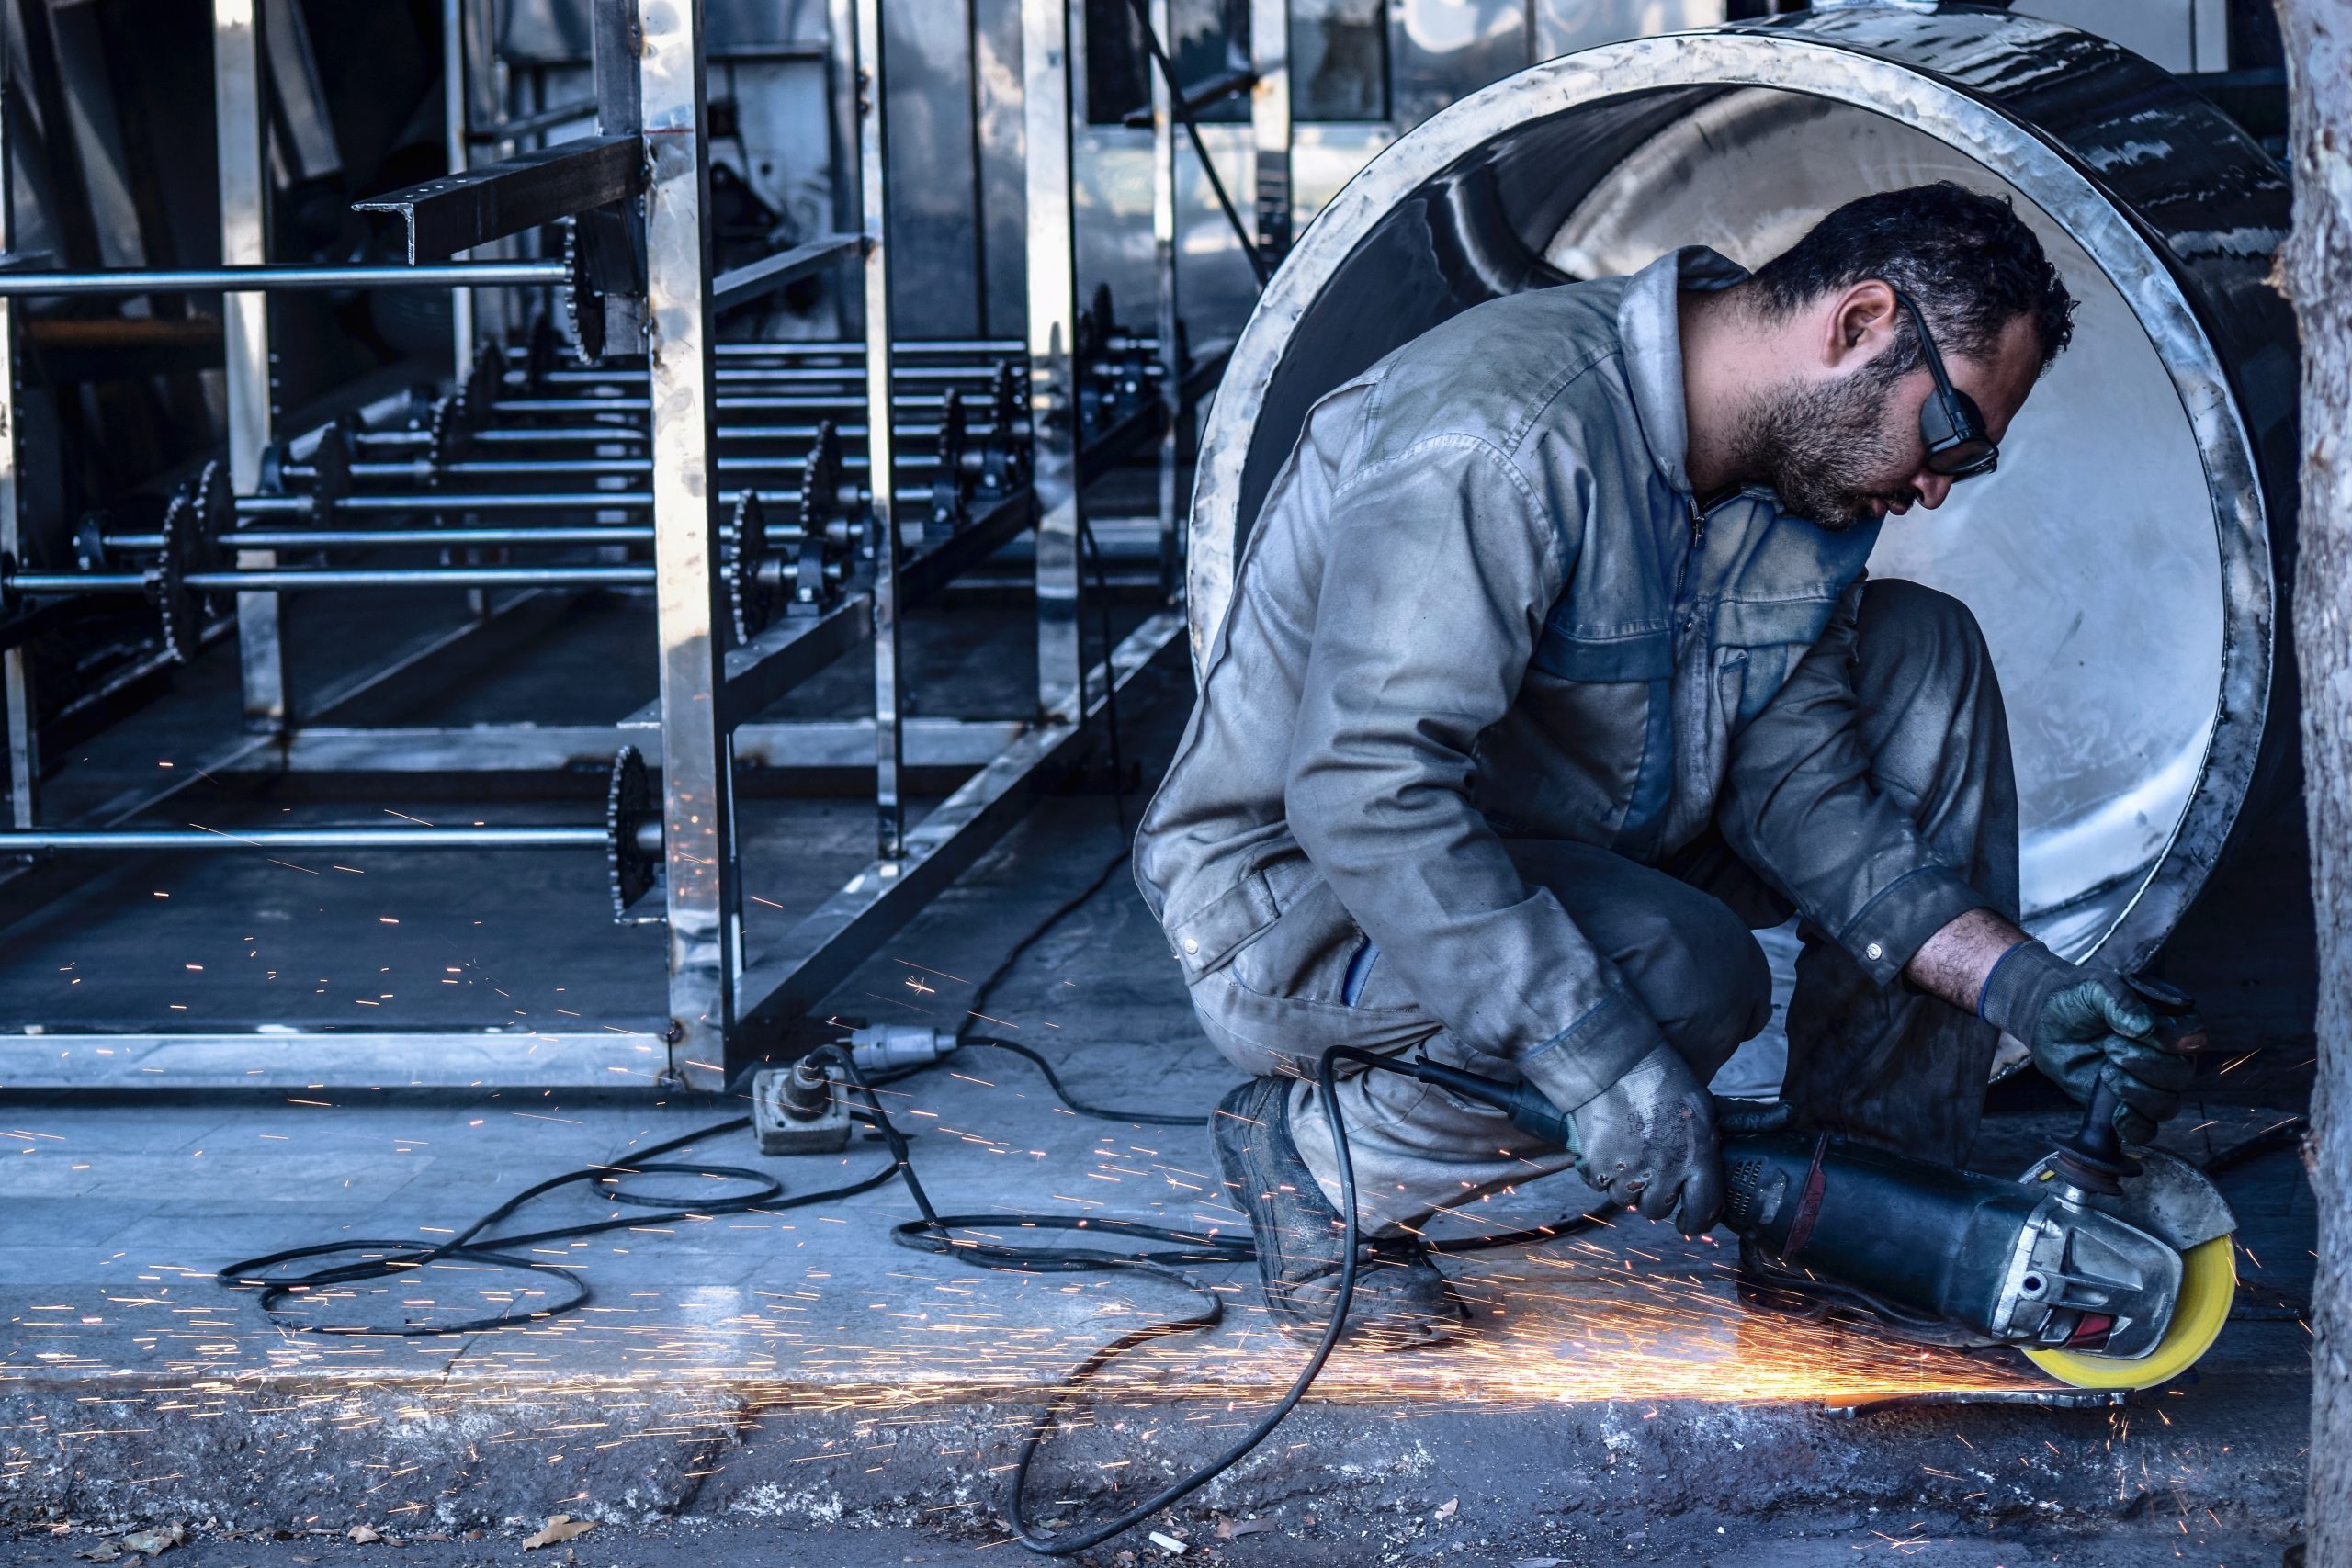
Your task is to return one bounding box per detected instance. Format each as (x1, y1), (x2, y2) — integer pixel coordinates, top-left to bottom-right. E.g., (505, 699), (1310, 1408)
(0, 586), (2322, 1563)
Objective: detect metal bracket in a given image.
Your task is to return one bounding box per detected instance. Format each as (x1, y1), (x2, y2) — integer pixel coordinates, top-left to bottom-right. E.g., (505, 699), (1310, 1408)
(352, 134), (644, 264)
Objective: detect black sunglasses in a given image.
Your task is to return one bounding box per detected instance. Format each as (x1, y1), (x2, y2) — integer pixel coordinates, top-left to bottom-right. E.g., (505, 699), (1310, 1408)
(1891, 289), (1999, 479)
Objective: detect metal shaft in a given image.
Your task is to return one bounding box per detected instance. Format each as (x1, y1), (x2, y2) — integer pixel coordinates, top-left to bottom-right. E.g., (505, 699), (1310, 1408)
(493, 391), (979, 416)
(232, 486), (925, 515)
(336, 450), (941, 480)
(11, 565), (654, 593)
(100, 524), (822, 551)
(0, 260), (572, 295)
(0, 825), (608, 852)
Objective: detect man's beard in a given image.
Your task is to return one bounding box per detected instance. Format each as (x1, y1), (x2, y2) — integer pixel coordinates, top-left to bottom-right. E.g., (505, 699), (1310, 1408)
(1730, 369), (1917, 532)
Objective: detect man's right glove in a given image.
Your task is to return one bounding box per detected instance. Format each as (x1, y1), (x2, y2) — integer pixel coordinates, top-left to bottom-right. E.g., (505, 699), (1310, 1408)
(1977, 942), (2199, 1145)
(1571, 1043), (1722, 1234)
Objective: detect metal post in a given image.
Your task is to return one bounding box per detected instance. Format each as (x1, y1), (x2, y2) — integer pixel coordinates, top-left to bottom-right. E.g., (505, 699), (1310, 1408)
(0, 68), (29, 829)
(1148, 0), (1182, 599)
(826, 0), (861, 321)
(638, 0), (736, 1089)
(851, 0), (905, 860)
(443, 0), (473, 365)
(215, 0), (285, 731)
(1250, 0), (1291, 266)
(1023, 0), (1084, 712)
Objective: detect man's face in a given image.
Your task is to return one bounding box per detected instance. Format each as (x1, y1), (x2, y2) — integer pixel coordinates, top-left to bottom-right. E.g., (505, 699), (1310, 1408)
(1742, 309), (2043, 532)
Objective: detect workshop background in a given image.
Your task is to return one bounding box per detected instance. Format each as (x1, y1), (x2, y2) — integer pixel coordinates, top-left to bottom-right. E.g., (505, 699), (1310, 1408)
(0, 1), (2320, 1565)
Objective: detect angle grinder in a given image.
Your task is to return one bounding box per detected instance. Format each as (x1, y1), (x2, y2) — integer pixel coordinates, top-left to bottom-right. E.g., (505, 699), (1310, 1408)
(1397, 976), (2237, 1390)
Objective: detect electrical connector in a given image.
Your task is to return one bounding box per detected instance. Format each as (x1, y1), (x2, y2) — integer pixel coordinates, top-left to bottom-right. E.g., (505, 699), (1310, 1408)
(846, 1024), (959, 1074)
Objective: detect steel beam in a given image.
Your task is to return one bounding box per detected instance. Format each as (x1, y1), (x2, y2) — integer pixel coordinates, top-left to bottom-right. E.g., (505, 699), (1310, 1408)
(638, 0), (735, 1091)
(442, 0), (475, 362)
(215, 0), (285, 734)
(709, 233), (864, 311)
(852, 0), (906, 861)
(734, 608), (1184, 1066)
(1250, 0), (1291, 266)
(353, 135), (644, 263)
(0, 1033), (671, 1089)
(1023, 0), (1085, 714)
(0, 261), (573, 294)
(219, 717), (1028, 775)
(0, 826), (606, 851)
(1148, 0), (1182, 599)
(0, 68), (28, 830)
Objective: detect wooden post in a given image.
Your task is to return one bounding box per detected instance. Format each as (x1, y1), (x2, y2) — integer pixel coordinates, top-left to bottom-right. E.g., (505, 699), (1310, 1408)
(2279, 1), (2352, 1561)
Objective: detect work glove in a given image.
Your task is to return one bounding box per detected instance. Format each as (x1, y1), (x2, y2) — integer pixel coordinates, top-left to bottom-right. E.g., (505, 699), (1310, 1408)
(1977, 942), (2199, 1145)
(1571, 1043), (1722, 1234)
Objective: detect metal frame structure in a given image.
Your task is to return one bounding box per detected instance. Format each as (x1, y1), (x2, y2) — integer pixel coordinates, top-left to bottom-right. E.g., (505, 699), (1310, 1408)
(0, 0), (1272, 1091)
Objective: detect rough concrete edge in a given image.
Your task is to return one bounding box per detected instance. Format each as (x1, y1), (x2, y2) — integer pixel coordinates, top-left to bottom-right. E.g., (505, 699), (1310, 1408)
(0, 1368), (2306, 1540)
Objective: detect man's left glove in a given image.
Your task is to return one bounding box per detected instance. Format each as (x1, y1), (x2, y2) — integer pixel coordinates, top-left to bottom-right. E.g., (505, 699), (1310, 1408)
(1977, 942), (2199, 1145)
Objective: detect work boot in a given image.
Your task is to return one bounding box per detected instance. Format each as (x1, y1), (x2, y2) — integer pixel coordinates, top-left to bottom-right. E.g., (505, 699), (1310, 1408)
(1210, 1077), (1464, 1348)
(1733, 1236), (2006, 1350)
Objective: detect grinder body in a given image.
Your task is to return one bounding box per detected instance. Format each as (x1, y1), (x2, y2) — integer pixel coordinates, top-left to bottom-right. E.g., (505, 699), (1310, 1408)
(1716, 1130), (2189, 1358)
(1401, 1045), (2235, 1384)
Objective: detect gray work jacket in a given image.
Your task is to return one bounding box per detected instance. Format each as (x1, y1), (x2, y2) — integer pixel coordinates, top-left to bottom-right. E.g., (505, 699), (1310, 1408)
(1135, 247), (1990, 1111)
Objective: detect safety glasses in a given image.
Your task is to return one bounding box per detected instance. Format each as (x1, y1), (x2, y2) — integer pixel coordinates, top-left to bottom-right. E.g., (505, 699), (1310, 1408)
(1892, 288), (1999, 479)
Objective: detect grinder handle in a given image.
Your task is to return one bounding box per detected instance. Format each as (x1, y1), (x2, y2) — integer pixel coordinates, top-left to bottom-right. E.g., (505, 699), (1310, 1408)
(2068, 974), (2206, 1161)
(2075, 1079), (2126, 1165)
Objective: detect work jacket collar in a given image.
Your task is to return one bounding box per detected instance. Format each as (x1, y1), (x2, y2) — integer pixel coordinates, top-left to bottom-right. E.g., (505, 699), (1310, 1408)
(1617, 244), (1750, 501)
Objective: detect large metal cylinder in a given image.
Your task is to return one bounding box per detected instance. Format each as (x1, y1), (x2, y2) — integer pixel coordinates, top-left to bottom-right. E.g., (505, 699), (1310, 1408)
(1189, 6), (2295, 968)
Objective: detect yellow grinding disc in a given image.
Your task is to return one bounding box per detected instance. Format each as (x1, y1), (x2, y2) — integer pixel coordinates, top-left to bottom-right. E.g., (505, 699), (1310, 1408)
(2023, 1235), (2237, 1390)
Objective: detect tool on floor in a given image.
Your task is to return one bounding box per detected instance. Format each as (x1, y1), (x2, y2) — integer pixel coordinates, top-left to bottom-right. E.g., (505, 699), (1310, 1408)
(1399, 974), (2237, 1392)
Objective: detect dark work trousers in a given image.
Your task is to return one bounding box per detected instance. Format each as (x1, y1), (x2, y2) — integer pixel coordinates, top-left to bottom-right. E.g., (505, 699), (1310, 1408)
(1186, 579), (2019, 1234)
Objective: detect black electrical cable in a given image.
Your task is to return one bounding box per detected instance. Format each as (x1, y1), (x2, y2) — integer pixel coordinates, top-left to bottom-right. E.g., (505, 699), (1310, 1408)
(961, 1037), (1204, 1126)
(219, 860), (1608, 1551)
(1119, 0), (1272, 288)
(2199, 1112), (2307, 1177)
(215, 1115), (897, 1335)
(923, 1044), (1576, 1555)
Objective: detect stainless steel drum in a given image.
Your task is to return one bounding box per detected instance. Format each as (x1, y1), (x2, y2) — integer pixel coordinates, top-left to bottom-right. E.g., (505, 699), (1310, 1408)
(1189, 5), (2295, 969)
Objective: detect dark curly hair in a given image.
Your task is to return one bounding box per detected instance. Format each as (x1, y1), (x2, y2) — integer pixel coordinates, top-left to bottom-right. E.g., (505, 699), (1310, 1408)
(1745, 182), (2076, 376)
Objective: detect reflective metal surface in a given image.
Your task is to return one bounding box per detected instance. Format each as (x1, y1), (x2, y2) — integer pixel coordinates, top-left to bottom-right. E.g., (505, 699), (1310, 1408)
(0, 80), (27, 830)
(1389, 0), (1528, 126)
(639, 0), (737, 1089)
(1026, 0), (1087, 712)
(1149, 0), (1184, 593)
(856, 0), (909, 857)
(1191, 7), (2294, 969)
(1249, 0), (1293, 263)
(1534, 0), (1724, 60)
(214, 0), (286, 734)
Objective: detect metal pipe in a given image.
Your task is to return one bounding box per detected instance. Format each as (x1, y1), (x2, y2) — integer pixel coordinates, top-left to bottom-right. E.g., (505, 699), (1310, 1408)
(355, 420), (983, 446)
(525, 362), (1009, 387)
(335, 449), (943, 481)
(101, 524), (825, 551)
(709, 337), (1025, 357)
(232, 486), (929, 515)
(0, 260), (572, 295)
(0, 825), (608, 852)
(11, 565), (654, 593)
(492, 391), (982, 415)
